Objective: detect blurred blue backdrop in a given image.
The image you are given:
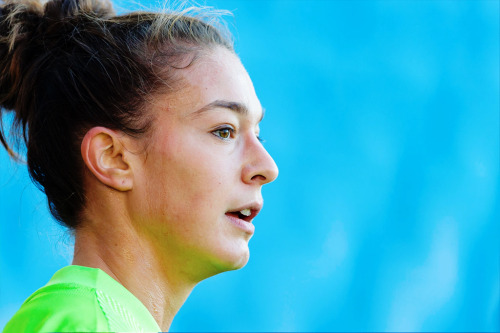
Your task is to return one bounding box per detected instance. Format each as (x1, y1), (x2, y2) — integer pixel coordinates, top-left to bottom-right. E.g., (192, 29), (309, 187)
(1, 0), (499, 331)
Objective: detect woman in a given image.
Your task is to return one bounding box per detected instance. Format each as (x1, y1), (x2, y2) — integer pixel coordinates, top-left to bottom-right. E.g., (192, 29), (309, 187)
(0, 0), (278, 331)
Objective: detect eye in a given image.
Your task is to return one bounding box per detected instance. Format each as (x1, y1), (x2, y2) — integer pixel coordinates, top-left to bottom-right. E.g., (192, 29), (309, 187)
(257, 135), (265, 143)
(212, 126), (235, 140)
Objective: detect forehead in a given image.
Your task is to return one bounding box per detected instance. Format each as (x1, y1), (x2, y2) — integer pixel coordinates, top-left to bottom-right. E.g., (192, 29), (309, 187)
(174, 47), (262, 118)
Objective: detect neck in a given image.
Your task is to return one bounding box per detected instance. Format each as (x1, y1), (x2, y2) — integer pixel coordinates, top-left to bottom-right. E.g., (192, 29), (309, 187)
(72, 214), (196, 331)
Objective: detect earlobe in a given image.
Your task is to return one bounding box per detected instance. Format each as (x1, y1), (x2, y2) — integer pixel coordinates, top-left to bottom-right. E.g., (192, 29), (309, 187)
(81, 127), (133, 191)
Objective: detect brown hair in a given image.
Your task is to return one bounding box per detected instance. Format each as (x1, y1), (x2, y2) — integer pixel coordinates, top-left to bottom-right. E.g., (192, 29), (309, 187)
(0, 0), (233, 228)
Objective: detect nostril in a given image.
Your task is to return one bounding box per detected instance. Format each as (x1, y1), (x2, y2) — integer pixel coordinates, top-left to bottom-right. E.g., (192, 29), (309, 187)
(251, 174), (266, 182)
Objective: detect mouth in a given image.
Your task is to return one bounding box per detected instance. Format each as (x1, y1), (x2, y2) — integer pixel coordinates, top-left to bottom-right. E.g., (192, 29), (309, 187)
(225, 204), (262, 223)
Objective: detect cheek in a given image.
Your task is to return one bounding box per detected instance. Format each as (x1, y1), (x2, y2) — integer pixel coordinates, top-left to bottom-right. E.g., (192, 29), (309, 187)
(138, 136), (236, 224)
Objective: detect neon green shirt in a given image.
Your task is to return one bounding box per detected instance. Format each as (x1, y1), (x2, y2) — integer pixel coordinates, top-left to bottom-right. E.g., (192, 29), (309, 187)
(3, 265), (161, 332)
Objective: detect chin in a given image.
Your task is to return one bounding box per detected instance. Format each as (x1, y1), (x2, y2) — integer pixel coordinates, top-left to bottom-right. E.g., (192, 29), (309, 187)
(206, 246), (250, 277)
(229, 251), (250, 270)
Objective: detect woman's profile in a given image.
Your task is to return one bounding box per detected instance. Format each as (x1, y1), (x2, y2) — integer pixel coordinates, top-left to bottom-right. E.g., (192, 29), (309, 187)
(0, 0), (278, 331)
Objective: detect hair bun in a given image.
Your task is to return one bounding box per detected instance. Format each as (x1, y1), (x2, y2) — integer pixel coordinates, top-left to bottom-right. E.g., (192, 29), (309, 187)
(0, 0), (114, 108)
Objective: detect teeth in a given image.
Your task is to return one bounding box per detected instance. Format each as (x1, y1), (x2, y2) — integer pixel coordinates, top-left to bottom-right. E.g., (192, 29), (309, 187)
(240, 209), (251, 217)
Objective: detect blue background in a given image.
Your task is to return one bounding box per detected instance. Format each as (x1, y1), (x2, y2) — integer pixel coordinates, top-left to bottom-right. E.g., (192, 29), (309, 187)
(1, 0), (499, 331)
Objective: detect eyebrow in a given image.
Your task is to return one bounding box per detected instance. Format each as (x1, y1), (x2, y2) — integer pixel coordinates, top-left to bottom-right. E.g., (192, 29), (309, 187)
(190, 99), (265, 122)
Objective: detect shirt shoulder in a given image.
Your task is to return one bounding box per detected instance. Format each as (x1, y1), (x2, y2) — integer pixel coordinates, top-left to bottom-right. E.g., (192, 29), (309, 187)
(3, 283), (109, 332)
(3, 265), (160, 332)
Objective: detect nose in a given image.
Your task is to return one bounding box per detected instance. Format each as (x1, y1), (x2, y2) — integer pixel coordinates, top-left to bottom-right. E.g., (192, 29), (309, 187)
(242, 137), (279, 185)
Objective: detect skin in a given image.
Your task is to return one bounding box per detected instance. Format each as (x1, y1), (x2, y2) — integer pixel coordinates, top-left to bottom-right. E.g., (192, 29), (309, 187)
(73, 46), (278, 331)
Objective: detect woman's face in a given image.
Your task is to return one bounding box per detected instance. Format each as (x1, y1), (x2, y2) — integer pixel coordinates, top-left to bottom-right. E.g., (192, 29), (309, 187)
(129, 47), (278, 280)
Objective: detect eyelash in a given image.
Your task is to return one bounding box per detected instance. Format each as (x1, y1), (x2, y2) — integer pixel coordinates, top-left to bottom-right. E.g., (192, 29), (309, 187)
(211, 126), (265, 143)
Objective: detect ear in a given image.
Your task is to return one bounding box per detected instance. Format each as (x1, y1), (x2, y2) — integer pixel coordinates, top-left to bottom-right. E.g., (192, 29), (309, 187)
(81, 127), (133, 191)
